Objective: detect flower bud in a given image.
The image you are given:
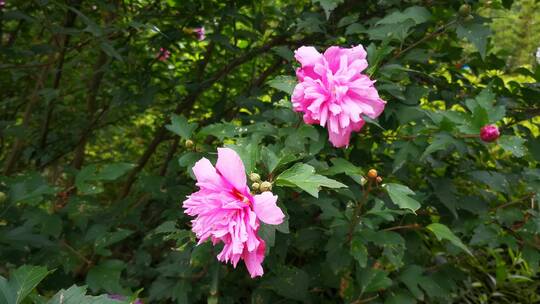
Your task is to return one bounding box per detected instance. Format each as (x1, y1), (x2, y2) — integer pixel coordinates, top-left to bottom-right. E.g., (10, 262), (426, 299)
(376, 176), (383, 183)
(367, 169), (378, 179)
(251, 182), (260, 190)
(185, 139), (194, 148)
(0, 192), (6, 203)
(249, 173), (261, 182)
(480, 124), (500, 142)
(260, 181), (272, 192)
(459, 4), (471, 17)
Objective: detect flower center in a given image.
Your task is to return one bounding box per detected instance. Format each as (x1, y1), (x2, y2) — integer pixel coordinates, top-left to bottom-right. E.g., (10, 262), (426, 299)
(232, 188), (250, 205)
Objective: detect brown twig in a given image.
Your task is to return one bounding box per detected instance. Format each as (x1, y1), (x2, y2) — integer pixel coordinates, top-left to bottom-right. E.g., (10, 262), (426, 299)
(382, 223), (422, 232)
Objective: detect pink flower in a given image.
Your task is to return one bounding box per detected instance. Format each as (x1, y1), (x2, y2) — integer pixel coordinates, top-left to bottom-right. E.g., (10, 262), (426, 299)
(0, 1), (5, 8)
(157, 47), (170, 61)
(291, 45), (386, 147)
(183, 148), (285, 278)
(480, 124), (500, 142)
(193, 27), (205, 41)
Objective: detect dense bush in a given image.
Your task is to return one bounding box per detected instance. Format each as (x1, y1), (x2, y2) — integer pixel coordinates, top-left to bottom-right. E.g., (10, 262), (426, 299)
(1, 0), (539, 303)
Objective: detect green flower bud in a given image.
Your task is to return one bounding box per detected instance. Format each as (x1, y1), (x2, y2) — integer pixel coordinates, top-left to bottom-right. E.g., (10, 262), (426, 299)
(260, 181), (272, 192)
(252, 182), (260, 190)
(249, 173), (261, 182)
(459, 4), (471, 17)
(185, 139), (194, 148)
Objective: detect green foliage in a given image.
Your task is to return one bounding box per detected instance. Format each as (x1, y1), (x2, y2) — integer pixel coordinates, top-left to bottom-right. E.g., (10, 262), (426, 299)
(0, 0), (539, 303)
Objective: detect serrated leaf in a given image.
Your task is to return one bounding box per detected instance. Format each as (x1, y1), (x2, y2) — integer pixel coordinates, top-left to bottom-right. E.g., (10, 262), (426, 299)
(350, 237), (368, 267)
(267, 75), (297, 95)
(376, 6), (431, 25)
(47, 285), (122, 304)
(86, 260), (126, 294)
(276, 163), (346, 197)
(499, 135), (527, 157)
(456, 20), (491, 60)
(3, 265), (52, 304)
(312, 0), (344, 19)
(426, 223), (472, 255)
(384, 183), (421, 213)
(165, 114), (198, 139)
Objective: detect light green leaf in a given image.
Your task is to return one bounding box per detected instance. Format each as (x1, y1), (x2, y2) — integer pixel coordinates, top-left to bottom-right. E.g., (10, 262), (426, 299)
(165, 114), (198, 139)
(267, 75), (297, 95)
(383, 183), (421, 213)
(276, 163), (347, 198)
(426, 223), (472, 255)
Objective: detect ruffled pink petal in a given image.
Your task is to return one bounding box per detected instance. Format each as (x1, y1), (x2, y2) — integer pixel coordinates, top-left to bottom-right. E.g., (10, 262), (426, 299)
(253, 192), (284, 225)
(242, 240), (266, 278)
(328, 128), (352, 148)
(215, 148), (247, 191)
(294, 46), (322, 67)
(191, 158), (226, 191)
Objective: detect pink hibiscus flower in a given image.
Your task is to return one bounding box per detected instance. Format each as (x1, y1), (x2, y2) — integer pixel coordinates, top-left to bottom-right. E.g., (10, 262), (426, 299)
(291, 45), (386, 147)
(183, 148), (285, 278)
(193, 27), (205, 41)
(157, 47), (170, 61)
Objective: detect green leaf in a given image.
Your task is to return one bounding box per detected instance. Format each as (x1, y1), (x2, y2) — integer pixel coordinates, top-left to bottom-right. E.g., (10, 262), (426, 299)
(350, 237), (368, 267)
(47, 285), (122, 304)
(75, 163), (134, 195)
(264, 266), (309, 301)
(1, 265), (52, 304)
(312, 0), (344, 19)
(276, 163), (347, 197)
(456, 20), (491, 60)
(100, 42), (123, 61)
(8, 173), (56, 205)
(267, 75), (297, 95)
(426, 223), (472, 255)
(165, 114), (198, 139)
(421, 133), (456, 160)
(86, 260), (126, 294)
(376, 6), (431, 25)
(499, 135), (527, 157)
(359, 268), (392, 294)
(383, 183), (421, 213)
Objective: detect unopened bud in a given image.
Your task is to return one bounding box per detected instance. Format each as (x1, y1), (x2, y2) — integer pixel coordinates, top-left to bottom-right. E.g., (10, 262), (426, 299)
(249, 173), (261, 182)
(459, 4), (471, 17)
(185, 139), (194, 148)
(367, 169), (378, 179)
(260, 181), (272, 192)
(0, 192), (6, 203)
(252, 182), (260, 190)
(376, 176), (383, 183)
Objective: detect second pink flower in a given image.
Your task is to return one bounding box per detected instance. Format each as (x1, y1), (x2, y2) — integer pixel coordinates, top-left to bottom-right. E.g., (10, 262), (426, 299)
(292, 45), (386, 147)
